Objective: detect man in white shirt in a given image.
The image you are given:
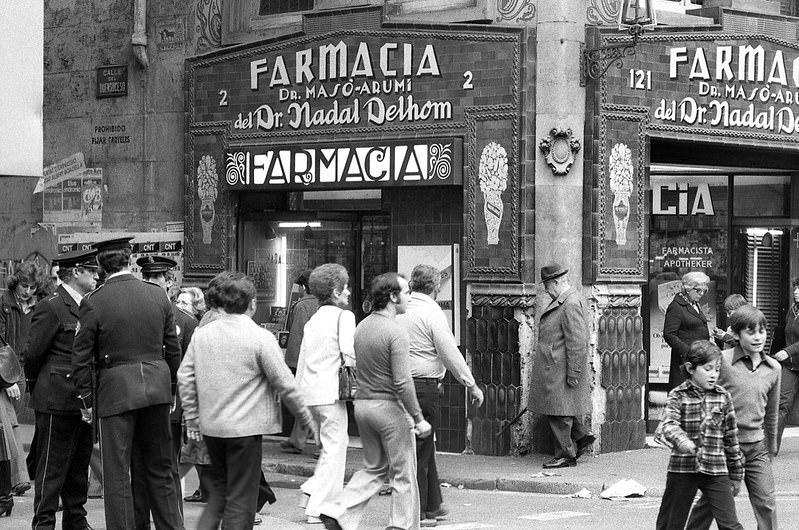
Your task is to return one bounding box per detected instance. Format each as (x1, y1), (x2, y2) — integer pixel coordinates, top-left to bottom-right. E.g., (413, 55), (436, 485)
(397, 265), (484, 525)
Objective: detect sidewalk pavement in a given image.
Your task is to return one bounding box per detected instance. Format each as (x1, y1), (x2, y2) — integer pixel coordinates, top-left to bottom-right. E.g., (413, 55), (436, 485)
(16, 424), (799, 501)
(261, 428), (799, 498)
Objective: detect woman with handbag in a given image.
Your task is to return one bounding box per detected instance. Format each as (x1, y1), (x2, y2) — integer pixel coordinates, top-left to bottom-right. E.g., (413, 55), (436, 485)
(295, 263), (356, 524)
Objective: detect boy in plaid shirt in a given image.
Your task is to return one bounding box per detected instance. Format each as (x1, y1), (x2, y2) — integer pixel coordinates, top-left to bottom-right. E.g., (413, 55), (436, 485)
(687, 305), (780, 529)
(655, 340), (744, 530)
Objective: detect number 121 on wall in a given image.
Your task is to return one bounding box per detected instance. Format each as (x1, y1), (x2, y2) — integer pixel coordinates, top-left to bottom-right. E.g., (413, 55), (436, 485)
(629, 69), (652, 90)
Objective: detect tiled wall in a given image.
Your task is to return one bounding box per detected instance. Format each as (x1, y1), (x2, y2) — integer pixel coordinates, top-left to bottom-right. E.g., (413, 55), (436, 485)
(597, 306), (647, 452)
(384, 186), (468, 453)
(467, 305), (521, 456)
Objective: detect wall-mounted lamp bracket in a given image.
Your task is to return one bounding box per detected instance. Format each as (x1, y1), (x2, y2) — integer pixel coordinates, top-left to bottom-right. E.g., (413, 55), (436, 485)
(580, 23), (647, 87)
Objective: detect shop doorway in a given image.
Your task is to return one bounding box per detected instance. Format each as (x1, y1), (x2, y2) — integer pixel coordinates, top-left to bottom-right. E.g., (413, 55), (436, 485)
(730, 227), (791, 353)
(644, 159), (796, 431)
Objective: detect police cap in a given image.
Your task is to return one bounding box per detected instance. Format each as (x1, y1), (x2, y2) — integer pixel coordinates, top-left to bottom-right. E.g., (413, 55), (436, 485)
(136, 255), (178, 274)
(92, 236), (134, 253)
(53, 248), (99, 270)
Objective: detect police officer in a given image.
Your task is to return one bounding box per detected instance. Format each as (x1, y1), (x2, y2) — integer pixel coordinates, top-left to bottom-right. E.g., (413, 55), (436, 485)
(134, 255), (193, 529)
(23, 248), (99, 529)
(72, 237), (182, 530)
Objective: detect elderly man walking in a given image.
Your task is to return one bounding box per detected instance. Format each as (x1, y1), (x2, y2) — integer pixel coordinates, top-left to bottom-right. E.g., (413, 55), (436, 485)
(397, 264), (483, 524)
(529, 264), (595, 469)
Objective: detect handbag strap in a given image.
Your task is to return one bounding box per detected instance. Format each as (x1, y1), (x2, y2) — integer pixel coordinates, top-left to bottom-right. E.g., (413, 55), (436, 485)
(337, 309), (345, 367)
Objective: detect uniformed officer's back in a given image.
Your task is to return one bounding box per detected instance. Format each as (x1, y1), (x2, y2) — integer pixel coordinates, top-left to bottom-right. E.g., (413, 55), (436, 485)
(83, 275), (175, 364)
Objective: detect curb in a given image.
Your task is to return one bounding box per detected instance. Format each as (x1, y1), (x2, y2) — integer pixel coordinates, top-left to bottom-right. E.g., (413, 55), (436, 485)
(264, 460), (665, 498)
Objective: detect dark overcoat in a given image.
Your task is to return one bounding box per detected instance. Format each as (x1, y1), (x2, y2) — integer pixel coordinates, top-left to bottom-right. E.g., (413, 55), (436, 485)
(528, 287), (590, 416)
(71, 274), (181, 417)
(663, 292), (709, 389)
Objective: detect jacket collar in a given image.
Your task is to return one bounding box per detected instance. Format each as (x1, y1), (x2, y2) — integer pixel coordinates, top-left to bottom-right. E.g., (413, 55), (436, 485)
(543, 286), (575, 314)
(57, 284), (82, 317)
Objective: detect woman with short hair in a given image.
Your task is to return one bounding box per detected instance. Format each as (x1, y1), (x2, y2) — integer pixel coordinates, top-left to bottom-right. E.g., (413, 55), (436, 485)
(663, 271), (712, 390)
(295, 263), (356, 524)
(178, 271), (316, 529)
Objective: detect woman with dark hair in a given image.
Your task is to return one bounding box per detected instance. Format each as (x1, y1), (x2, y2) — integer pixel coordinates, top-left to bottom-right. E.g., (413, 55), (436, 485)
(0, 261), (41, 497)
(295, 264), (355, 524)
(178, 271), (316, 529)
(772, 276), (799, 450)
(320, 272), (432, 530)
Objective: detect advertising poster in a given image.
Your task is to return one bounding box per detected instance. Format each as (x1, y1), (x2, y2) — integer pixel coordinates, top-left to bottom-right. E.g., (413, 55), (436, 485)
(43, 168), (103, 230)
(397, 244), (460, 343)
(58, 231), (184, 286)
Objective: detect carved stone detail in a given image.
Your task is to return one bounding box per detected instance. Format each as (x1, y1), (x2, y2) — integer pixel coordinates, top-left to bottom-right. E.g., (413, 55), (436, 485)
(538, 127), (581, 176)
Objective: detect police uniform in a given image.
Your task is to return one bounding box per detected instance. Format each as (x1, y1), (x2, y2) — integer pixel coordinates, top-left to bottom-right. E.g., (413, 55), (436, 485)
(23, 249), (98, 530)
(132, 255), (194, 530)
(71, 238), (182, 530)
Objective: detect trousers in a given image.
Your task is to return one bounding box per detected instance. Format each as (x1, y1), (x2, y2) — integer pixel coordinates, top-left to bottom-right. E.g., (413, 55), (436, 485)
(198, 435), (262, 530)
(301, 402), (349, 518)
(414, 380), (442, 515)
(656, 472), (742, 530)
(320, 399), (419, 530)
(547, 415), (589, 459)
(32, 412), (93, 530)
(686, 440), (777, 530)
(99, 404), (182, 530)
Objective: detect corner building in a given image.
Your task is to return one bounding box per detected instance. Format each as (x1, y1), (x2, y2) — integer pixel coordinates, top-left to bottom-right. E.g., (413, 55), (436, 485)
(34, 1), (799, 455)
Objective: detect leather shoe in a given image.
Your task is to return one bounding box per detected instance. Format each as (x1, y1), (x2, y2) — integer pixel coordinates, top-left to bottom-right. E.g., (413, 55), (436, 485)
(280, 440), (303, 454)
(576, 433), (596, 458)
(425, 504), (449, 520)
(11, 482), (31, 496)
(320, 514), (343, 530)
(183, 489), (206, 503)
(543, 457), (577, 468)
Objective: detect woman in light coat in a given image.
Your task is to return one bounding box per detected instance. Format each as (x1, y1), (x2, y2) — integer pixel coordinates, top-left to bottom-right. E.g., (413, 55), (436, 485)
(295, 264), (356, 524)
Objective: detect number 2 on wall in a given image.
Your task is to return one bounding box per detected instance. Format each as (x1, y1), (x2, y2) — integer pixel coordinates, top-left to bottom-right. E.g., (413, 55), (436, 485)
(462, 71), (474, 90)
(218, 89), (229, 107)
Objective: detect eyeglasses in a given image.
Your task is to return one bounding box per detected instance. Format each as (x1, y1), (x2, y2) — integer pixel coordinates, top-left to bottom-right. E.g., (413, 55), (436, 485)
(691, 287), (708, 295)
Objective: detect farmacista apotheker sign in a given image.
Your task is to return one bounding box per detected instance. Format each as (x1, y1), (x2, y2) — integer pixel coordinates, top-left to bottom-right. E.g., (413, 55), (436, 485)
(607, 37), (799, 137)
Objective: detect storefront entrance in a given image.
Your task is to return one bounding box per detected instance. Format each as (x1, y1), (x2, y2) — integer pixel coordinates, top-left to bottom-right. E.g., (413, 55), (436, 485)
(645, 141), (799, 429)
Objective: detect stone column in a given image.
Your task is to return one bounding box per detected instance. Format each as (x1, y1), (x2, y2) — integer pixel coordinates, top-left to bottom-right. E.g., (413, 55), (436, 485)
(534, 1), (586, 280)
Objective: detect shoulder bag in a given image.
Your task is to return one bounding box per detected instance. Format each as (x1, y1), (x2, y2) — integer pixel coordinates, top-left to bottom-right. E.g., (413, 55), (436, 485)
(336, 310), (357, 401)
(0, 334), (22, 389)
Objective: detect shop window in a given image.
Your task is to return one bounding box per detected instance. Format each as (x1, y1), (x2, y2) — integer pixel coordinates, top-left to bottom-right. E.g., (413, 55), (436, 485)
(733, 175), (791, 217)
(259, 0), (314, 15)
(647, 174), (729, 387)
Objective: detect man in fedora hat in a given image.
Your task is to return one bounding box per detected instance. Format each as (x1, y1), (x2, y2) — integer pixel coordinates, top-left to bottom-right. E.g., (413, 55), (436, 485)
(23, 248), (99, 529)
(529, 264), (595, 468)
(72, 237), (183, 529)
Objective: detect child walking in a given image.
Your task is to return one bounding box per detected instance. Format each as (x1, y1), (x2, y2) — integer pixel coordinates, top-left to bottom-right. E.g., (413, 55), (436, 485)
(655, 340), (745, 530)
(686, 304), (781, 529)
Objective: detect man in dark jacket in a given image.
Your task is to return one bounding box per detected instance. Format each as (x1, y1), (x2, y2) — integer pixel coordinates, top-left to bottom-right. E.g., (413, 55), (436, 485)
(528, 264), (595, 469)
(135, 255), (196, 528)
(72, 237), (182, 530)
(23, 249), (99, 529)
(281, 270), (319, 454)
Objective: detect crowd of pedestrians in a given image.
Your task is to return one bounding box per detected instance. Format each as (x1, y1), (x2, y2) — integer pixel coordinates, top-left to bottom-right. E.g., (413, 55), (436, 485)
(0, 237), (488, 530)
(3, 237), (799, 529)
